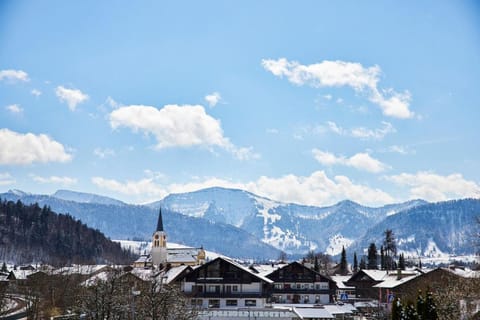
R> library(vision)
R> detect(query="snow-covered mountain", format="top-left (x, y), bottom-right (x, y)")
top-left (0, 189), bottom-right (282, 260)
top-left (52, 189), bottom-right (127, 206)
top-left (1, 187), bottom-right (477, 261)
top-left (349, 198), bottom-right (480, 259)
top-left (157, 187), bottom-right (427, 255)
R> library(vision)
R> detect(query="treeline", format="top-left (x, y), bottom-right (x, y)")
top-left (0, 198), bottom-right (136, 265)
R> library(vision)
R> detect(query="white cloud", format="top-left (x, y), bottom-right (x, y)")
top-left (92, 176), bottom-right (169, 200)
top-left (31, 89), bottom-right (42, 97)
top-left (92, 170), bottom-right (394, 206)
top-left (262, 58), bottom-right (414, 119)
top-left (204, 92), bottom-right (222, 107)
top-left (109, 104), bottom-right (257, 160)
top-left (386, 172), bottom-right (480, 202)
top-left (0, 128), bottom-right (72, 165)
top-left (350, 121), bottom-right (396, 139)
top-left (0, 172), bottom-right (16, 186)
top-left (55, 86), bottom-right (89, 111)
top-left (386, 145), bottom-right (414, 155)
top-left (31, 174), bottom-right (77, 186)
top-left (93, 148), bottom-right (116, 159)
top-left (5, 104), bottom-right (23, 114)
top-left (0, 69), bottom-right (29, 82)
top-left (325, 121), bottom-right (395, 140)
top-left (312, 149), bottom-right (389, 173)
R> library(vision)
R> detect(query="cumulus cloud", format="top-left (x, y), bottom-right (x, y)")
top-left (262, 58), bottom-right (414, 119)
top-left (204, 92), bottom-right (222, 107)
top-left (31, 89), bottom-right (42, 97)
top-left (92, 170), bottom-right (394, 206)
top-left (109, 104), bottom-right (258, 160)
top-left (93, 148), bottom-right (116, 159)
top-left (31, 175), bottom-right (77, 186)
top-left (0, 69), bottom-right (29, 82)
top-left (312, 149), bottom-right (389, 173)
top-left (0, 129), bottom-right (72, 165)
top-left (5, 104), bottom-right (23, 114)
top-left (55, 86), bottom-right (89, 111)
top-left (350, 121), bottom-right (396, 139)
top-left (386, 172), bottom-right (480, 202)
top-left (321, 121), bottom-right (396, 140)
top-left (0, 172), bottom-right (16, 186)
top-left (92, 176), bottom-right (169, 200)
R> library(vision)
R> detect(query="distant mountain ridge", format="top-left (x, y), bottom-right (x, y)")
top-left (1, 187), bottom-right (478, 261)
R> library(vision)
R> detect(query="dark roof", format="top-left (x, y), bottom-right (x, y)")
top-left (156, 207), bottom-right (164, 232)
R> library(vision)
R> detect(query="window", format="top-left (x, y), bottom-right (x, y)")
top-left (208, 285), bottom-right (220, 293)
top-left (232, 285), bottom-right (238, 292)
top-left (191, 299), bottom-right (203, 307)
top-left (274, 283), bottom-right (283, 289)
top-left (245, 300), bottom-right (257, 307)
top-left (208, 299), bottom-right (220, 308)
top-left (226, 300), bottom-right (238, 306)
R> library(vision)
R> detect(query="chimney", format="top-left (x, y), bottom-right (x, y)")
top-left (396, 268), bottom-right (402, 280)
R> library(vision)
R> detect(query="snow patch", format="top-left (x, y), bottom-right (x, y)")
top-left (325, 234), bottom-right (354, 256)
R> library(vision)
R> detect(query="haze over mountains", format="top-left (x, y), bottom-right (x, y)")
top-left (1, 187), bottom-right (479, 261)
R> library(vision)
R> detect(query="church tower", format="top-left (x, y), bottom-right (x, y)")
top-left (151, 207), bottom-right (168, 267)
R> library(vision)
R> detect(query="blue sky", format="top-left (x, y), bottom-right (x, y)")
top-left (1, 0), bottom-right (479, 206)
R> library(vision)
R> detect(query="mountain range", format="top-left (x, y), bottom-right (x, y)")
top-left (1, 187), bottom-right (479, 261)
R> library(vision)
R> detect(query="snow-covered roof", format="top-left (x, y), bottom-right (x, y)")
top-left (130, 268), bottom-right (155, 281)
top-left (81, 271), bottom-right (111, 287)
top-left (293, 306), bottom-right (334, 319)
top-left (359, 270), bottom-right (389, 281)
top-left (250, 263), bottom-right (287, 277)
top-left (373, 272), bottom-right (419, 289)
top-left (330, 275), bottom-right (355, 289)
top-left (156, 265), bottom-right (190, 284)
top-left (442, 267), bottom-right (480, 278)
top-left (210, 257), bottom-right (274, 284)
top-left (9, 270), bottom-right (35, 280)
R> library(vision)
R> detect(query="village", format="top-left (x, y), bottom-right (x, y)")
top-left (1, 209), bottom-right (479, 320)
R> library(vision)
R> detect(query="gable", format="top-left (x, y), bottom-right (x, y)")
top-left (181, 258), bottom-right (270, 283)
top-left (267, 262), bottom-right (332, 283)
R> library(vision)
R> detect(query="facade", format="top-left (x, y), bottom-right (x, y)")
top-left (265, 262), bottom-right (336, 304)
top-left (178, 257), bottom-right (273, 309)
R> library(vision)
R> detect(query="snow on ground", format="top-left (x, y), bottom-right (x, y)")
top-left (325, 234), bottom-right (354, 256)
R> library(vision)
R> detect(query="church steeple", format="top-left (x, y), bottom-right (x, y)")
top-left (156, 207), bottom-right (164, 232)
top-left (152, 207), bottom-right (167, 267)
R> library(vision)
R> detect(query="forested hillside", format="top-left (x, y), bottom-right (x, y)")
top-left (0, 199), bottom-right (135, 265)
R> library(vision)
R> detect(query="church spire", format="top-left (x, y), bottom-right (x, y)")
top-left (156, 207), bottom-right (164, 232)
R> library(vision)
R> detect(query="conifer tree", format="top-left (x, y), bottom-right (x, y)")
top-left (359, 257), bottom-right (366, 270)
top-left (353, 252), bottom-right (358, 272)
top-left (391, 297), bottom-right (403, 320)
top-left (416, 290), bottom-right (425, 320)
top-left (0, 263), bottom-right (7, 273)
top-left (367, 243), bottom-right (378, 269)
top-left (399, 253), bottom-right (406, 270)
top-left (340, 246), bottom-right (348, 275)
top-left (424, 291), bottom-right (438, 320)
top-left (314, 256), bottom-right (319, 272)
top-left (380, 245), bottom-right (386, 270)
top-left (383, 229), bottom-right (397, 270)
top-left (404, 302), bottom-right (419, 320)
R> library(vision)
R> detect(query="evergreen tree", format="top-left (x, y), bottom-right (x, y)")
top-left (359, 256), bottom-right (366, 270)
top-left (399, 253), bottom-right (406, 270)
top-left (383, 229), bottom-right (397, 270)
top-left (380, 245), bottom-right (386, 270)
top-left (404, 302), bottom-right (419, 320)
top-left (424, 291), bottom-right (438, 320)
top-left (0, 262), bottom-right (7, 273)
top-left (314, 256), bottom-right (319, 272)
top-left (353, 252), bottom-right (358, 272)
top-left (367, 243), bottom-right (378, 269)
top-left (416, 290), bottom-right (425, 320)
top-left (391, 297), bottom-right (403, 320)
top-left (340, 246), bottom-right (348, 275)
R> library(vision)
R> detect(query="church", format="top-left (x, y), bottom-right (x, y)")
top-left (133, 208), bottom-right (206, 269)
